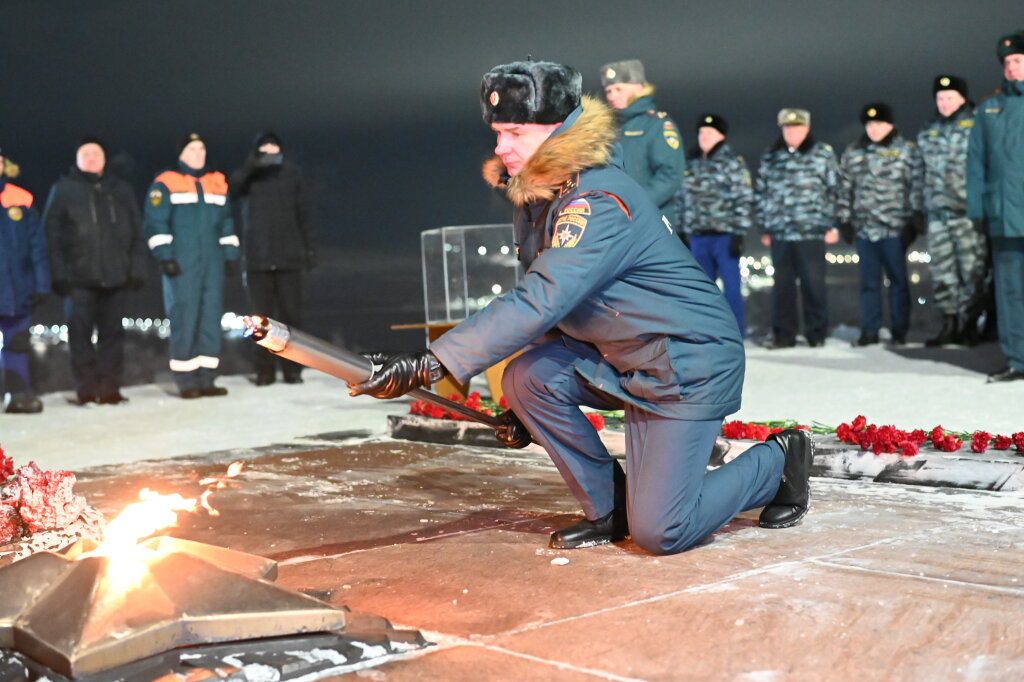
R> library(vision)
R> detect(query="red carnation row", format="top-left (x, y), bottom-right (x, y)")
top-left (721, 421), bottom-right (809, 442)
top-left (408, 393), bottom-right (605, 431)
top-left (837, 416), bottom-right (1024, 457)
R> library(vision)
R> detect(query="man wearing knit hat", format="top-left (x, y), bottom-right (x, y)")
top-left (42, 137), bottom-right (146, 405)
top-left (600, 59), bottom-right (685, 227)
top-left (350, 60), bottom-right (810, 555)
top-left (0, 143), bottom-right (49, 413)
top-left (968, 31), bottom-right (1024, 382)
top-left (230, 132), bottom-right (314, 386)
top-left (917, 75), bottom-right (987, 347)
top-left (838, 103), bottom-right (924, 347)
top-left (144, 133), bottom-right (239, 398)
top-left (755, 108), bottom-right (842, 348)
top-left (676, 113), bottom-right (753, 334)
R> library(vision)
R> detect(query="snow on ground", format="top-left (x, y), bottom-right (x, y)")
top-left (2, 339), bottom-right (1021, 472)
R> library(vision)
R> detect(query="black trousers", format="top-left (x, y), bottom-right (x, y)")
top-left (66, 286), bottom-right (127, 398)
top-left (770, 238), bottom-right (829, 344)
top-left (245, 269), bottom-right (304, 378)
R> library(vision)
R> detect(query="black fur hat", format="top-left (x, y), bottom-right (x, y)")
top-left (997, 31), bottom-right (1024, 61)
top-left (177, 132), bottom-right (204, 157)
top-left (481, 61), bottom-right (582, 125)
top-left (76, 135), bottom-right (106, 155)
top-left (860, 102), bottom-right (894, 125)
top-left (696, 113), bottom-right (728, 135)
top-left (933, 75), bottom-right (968, 98)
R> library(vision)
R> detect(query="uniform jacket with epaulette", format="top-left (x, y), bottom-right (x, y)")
top-left (430, 97), bottom-right (744, 420)
top-left (677, 142), bottom-right (753, 236)
top-left (968, 79), bottom-right (1024, 238)
top-left (614, 90), bottom-right (686, 226)
top-left (755, 136), bottom-right (841, 240)
top-left (838, 131), bottom-right (923, 241)
top-left (916, 103), bottom-right (974, 218)
top-left (0, 181), bottom-right (49, 316)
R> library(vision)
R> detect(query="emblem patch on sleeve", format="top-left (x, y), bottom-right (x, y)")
top-left (7, 206), bottom-right (23, 221)
top-left (552, 199), bottom-right (590, 248)
top-left (149, 189), bottom-right (163, 207)
top-left (663, 121), bottom-right (681, 150)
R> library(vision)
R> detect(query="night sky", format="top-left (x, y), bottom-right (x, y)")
top-left (2, 1), bottom-right (1020, 347)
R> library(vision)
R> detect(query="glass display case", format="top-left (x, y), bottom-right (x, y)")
top-left (420, 224), bottom-right (519, 324)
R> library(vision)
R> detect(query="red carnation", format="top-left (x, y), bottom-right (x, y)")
top-left (424, 404), bottom-right (446, 419)
top-left (930, 426), bottom-right (945, 446)
top-left (722, 421), bottom-right (746, 439)
top-left (1013, 433), bottom-right (1024, 452)
top-left (852, 415), bottom-right (867, 431)
top-left (409, 401), bottom-right (424, 415)
top-left (971, 431), bottom-right (992, 454)
top-left (498, 396), bottom-right (509, 409)
top-left (994, 435), bottom-right (1013, 450)
top-left (900, 441), bottom-right (919, 456)
top-left (746, 424), bottom-right (771, 441)
top-left (585, 413), bottom-right (605, 431)
top-left (909, 429), bottom-right (928, 445)
top-left (836, 423), bottom-right (853, 443)
top-left (940, 435), bottom-right (962, 452)
top-left (0, 450), bottom-right (13, 481)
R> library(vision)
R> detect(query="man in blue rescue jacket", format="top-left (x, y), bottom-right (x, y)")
top-left (351, 61), bottom-right (811, 555)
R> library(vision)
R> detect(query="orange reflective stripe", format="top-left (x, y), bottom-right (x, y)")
top-left (596, 191), bottom-right (630, 219)
top-left (154, 171), bottom-right (196, 193)
top-left (200, 172), bottom-right (228, 196)
top-left (0, 183), bottom-right (34, 209)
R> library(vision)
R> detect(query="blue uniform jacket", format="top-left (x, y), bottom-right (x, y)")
top-left (1, 181), bottom-right (50, 316)
top-left (967, 79), bottom-right (1024, 238)
top-left (431, 97), bottom-right (744, 420)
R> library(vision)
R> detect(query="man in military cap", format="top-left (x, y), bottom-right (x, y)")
top-left (755, 108), bottom-right (841, 348)
top-left (350, 60), bottom-right (811, 556)
top-left (676, 113), bottom-right (753, 334)
top-left (838, 103), bottom-right (923, 346)
top-left (600, 59), bottom-right (685, 226)
top-left (968, 31), bottom-right (1024, 382)
top-left (917, 75), bottom-right (987, 347)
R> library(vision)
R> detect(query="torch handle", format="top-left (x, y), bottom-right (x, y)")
top-left (243, 316), bottom-right (502, 427)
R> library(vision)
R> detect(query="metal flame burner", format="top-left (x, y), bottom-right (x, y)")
top-left (0, 538), bottom-right (350, 678)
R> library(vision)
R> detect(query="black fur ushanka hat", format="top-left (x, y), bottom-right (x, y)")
top-left (481, 60), bottom-right (582, 125)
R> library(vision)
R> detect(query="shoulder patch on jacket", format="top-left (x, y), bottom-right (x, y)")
top-left (959, 119), bottom-right (974, 127)
top-left (149, 188), bottom-right (163, 207)
top-left (662, 120), bottom-right (681, 149)
top-left (7, 206), bottom-right (23, 221)
top-left (553, 198), bottom-right (590, 248)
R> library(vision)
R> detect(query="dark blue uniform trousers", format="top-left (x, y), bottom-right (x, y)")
top-left (855, 236), bottom-right (910, 338)
top-left (770, 238), bottom-right (829, 345)
top-left (164, 259), bottom-right (225, 391)
top-left (690, 234), bottom-right (745, 335)
top-left (0, 313), bottom-right (32, 394)
top-left (992, 236), bottom-right (1024, 373)
top-left (502, 338), bottom-right (784, 555)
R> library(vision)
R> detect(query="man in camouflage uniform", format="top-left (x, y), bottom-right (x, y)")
top-left (755, 108), bottom-right (841, 348)
top-left (916, 75), bottom-right (986, 347)
top-left (676, 113), bottom-right (752, 334)
top-left (838, 103), bottom-right (924, 346)
top-left (601, 59), bottom-right (685, 226)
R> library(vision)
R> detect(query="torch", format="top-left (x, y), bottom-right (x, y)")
top-left (242, 315), bottom-right (504, 428)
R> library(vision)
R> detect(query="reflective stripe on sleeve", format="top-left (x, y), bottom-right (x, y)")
top-left (219, 235), bottom-right (240, 247)
top-left (148, 234), bottom-right (174, 250)
top-left (169, 192), bottom-right (199, 204)
top-left (204, 194), bottom-right (227, 206)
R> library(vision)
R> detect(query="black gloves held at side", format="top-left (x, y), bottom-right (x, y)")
top-left (901, 212), bottom-right (925, 250)
top-left (839, 222), bottom-right (856, 245)
top-left (225, 260), bottom-right (239, 277)
top-left (972, 218), bottom-right (987, 235)
top-left (729, 234), bottom-right (744, 259)
top-left (161, 260), bottom-right (182, 277)
top-left (349, 350), bottom-right (446, 399)
top-left (495, 410), bottom-right (532, 448)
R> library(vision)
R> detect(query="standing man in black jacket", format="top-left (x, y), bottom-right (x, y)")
top-left (43, 137), bottom-right (145, 405)
top-left (230, 132), bottom-right (314, 385)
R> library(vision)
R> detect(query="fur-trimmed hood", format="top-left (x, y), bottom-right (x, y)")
top-left (482, 95), bottom-right (617, 206)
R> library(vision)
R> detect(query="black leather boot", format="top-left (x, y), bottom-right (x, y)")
top-left (550, 460), bottom-right (629, 549)
top-left (759, 429), bottom-right (813, 529)
top-left (925, 315), bottom-right (959, 347)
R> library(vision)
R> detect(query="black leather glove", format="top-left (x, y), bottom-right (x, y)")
top-left (678, 231), bottom-right (690, 248)
top-left (349, 350), bottom-right (446, 399)
top-left (52, 279), bottom-right (71, 297)
top-left (901, 212), bottom-right (925, 249)
top-left (729, 234), bottom-right (744, 259)
top-left (127, 275), bottom-right (145, 291)
top-left (225, 260), bottom-right (239, 277)
top-left (839, 222), bottom-right (855, 245)
top-left (161, 259), bottom-right (182, 277)
top-left (30, 292), bottom-right (46, 309)
top-left (972, 218), bottom-right (987, 235)
top-left (495, 409), bottom-right (532, 448)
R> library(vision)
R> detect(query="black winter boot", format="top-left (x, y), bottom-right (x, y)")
top-left (925, 315), bottom-right (959, 347)
top-left (759, 429), bottom-right (813, 529)
top-left (550, 460), bottom-right (629, 549)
